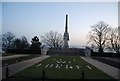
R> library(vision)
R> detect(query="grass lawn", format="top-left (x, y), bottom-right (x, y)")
top-left (2, 55), bottom-right (40, 66)
top-left (12, 56), bottom-right (113, 80)
top-left (1, 53), bottom-right (17, 56)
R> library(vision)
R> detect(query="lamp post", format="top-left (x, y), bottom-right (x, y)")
top-left (81, 69), bottom-right (84, 80)
top-left (42, 69), bottom-right (45, 81)
top-left (6, 65), bottom-right (9, 79)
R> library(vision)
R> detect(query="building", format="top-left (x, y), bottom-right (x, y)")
top-left (63, 14), bottom-right (69, 48)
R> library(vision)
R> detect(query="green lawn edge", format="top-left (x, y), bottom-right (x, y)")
top-left (12, 56), bottom-right (113, 80)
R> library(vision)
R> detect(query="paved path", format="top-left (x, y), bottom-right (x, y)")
top-left (2, 55), bottom-right (50, 79)
top-left (81, 57), bottom-right (120, 80)
top-left (2, 55), bottom-right (29, 60)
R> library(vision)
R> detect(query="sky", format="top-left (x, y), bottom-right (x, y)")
top-left (2, 2), bottom-right (118, 47)
top-left (118, 2), bottom-right (120, 26)
top-left (0, 2), bottom-right (2, 36)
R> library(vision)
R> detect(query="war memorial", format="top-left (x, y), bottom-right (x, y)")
top-left (47, 14), bottom-right (85, 56)
top-left (1, 14), bottom-right (119, 81)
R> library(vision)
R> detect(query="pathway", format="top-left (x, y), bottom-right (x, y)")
top-left (2, 55), bottom-right (50, 79)
top-left (81, 57), bottom-right (119, 80)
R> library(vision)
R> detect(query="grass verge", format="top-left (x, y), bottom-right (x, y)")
top-left (2, 55), bottom-right (40, 66)
top-left (12, 56), bottom-right (113, 80)
top-left (1, 53), bottom-right (17, 56)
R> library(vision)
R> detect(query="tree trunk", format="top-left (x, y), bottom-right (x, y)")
top-left (98, 46), bottom-right (103, 54)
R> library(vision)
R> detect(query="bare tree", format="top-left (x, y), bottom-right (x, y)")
top-left (0, 35), bottom-right (1, 47)
top-left (2, 32), bottom-right (15, 52)
top-left (12, 38), bottom-right (21, 49)
top-left (12, 36), bottom-right (29, 49)
top-left (21, 36), bottom-right (30, 49)
top-left (107, 28), bottom-right (120, 53)
top-left (88, 21), bottom-right (110, 53)
top-left (41, 31), bottom-right (63, 48)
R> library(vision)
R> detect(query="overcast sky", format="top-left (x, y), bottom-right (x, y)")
top-left (2, 2), bottom-right (118, 47)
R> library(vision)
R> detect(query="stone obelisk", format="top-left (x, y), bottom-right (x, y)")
top-left (63, 14), bottom-right (69, 48)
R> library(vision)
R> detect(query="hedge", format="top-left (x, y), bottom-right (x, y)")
top-left (7, 49), bottom-right (41, 54)
top-left (91, 52), bottom-right (120, 57)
